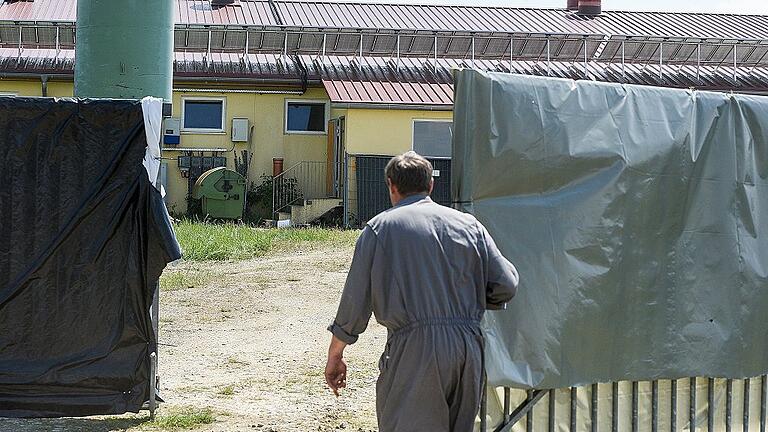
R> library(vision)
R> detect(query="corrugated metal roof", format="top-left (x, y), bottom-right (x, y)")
top-left (320, 55), bottom-right (768, 105)
top-left (0, 0), bottom-right (74, 22)
top-left (275, 2), bottom-right (768, 40)
top-left (318, 56), bottom-right (452, 106)
top-left (175, 0), bottom-right (279, 26)
top-left (2, 0), bottom-right (768, 41)
top-left (0, 47), bottom-right (73, 73)
top-left (4, 48), bottom-right (768, 102)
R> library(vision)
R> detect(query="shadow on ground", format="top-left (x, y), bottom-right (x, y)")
top-left (0, 414), bottom-right (149, 432)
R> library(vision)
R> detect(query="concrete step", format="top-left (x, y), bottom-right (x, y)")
top-left (290, 198), bottom-right (343, 225)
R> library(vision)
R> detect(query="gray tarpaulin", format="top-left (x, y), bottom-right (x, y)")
top-left (452, 70), bottom-right (768, 390)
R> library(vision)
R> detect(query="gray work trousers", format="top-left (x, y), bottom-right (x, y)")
top-left (376, 319), bottom-right (484, 432)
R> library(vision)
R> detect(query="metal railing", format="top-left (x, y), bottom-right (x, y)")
top-left (272, 160), bottom-right (340, 220)
top-left (486, 376), bottom-right (768, 432)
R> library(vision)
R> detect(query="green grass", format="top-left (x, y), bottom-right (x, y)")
top-left (148, 407), bottom-right (215, 429)
top-left (217, 385), bottom-right (235, 396)
top-left (173, 220), bottom-right (360, 262)
top-left (159, 268), bottom-right (213, 291)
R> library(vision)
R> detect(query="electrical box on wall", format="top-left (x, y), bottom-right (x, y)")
top-left (163, 118), bottom-right (181, 146)
top-left (231, 118), bottom-right (249, 142)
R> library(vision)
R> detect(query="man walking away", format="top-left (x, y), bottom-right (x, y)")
top-left (325, 151), bottom-right (519, 432)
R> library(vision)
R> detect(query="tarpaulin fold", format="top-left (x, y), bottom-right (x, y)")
top-left (0, 97), bottom-right (181, 417)
top-left (452, 70), bottom-right (768, 390)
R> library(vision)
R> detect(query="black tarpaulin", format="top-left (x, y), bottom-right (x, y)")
top-left (0, 97), bottom-right (181, 417)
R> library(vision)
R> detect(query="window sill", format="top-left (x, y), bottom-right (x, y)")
top-left (181, 130), bottom-right (227, 135)
top-left (284, 130), bottom-right (328, 136)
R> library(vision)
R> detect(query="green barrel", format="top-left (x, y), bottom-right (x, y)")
top-left (75, 0), bottom-right (173, 101)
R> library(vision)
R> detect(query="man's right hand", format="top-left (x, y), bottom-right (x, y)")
top-left (325, 354), bottom-right (347, 397)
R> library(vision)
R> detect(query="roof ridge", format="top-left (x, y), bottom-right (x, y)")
top-left (262, 0), bottom-right (768, 17)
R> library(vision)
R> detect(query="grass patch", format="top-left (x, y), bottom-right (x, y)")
top-left (217, 385), bottom-right (235, 396)
top-left (159, 268), bottom-right (213, 291)
top-left (173, 221), bottom-right (360, 262)
top-left (226, 356), bottom-right (249, 366)
top-left (148, 407), bottom-right (215, 429)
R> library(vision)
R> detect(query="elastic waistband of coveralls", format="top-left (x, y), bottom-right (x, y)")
top-left (388, 318), bottom-right (482, 339)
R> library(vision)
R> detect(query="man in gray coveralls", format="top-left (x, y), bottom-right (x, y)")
top-left (325, 151), bottom-right (519, 431)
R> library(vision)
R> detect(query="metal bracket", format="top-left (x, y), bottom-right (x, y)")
top-left (494, 389), bottom-right (547, 432)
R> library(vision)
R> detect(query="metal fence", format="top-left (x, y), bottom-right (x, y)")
top-left (345, 154), bottom-right (452, 227)
top-left (272, 160), bottom-right (340, 219)
top-left (486, 376), bottom-right (768, 432)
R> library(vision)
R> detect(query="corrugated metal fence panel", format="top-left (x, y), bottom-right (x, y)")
top-left (488, 377), bottom-right (768, 432)
top-left (354, 155), bottom-right (452, 226)
top-left (355, 156), bottom-right (389, 225)
top-left (430, 158), bottom-right (452, 207)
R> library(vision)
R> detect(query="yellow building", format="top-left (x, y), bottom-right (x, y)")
top-left (2, 0), bottom-right (768, 225)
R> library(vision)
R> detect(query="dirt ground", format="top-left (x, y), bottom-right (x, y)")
top-left (1, 243), bottom-right (387, 432)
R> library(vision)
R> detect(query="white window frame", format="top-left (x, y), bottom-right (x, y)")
top-left (181, 96), bottom-right (227, 134)
top-left (412, 118), bottom-right (453, 159)
top-left (284, 99), bottom-right (330, 135)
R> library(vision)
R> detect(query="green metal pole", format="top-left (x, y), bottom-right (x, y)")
top-left (75, 0), bottom-right (173, 101)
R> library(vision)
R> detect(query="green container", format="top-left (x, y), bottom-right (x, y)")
top-left (75, 0), bottom-right (173, 101)
top-left (192, 167), bottom-right (247, 220)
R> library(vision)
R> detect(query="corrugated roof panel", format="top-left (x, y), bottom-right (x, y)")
top-left (3, 0), bottom-right (768, 42)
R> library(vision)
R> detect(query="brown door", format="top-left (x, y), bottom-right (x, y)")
top-left (326, 117), bottom-right (345, 198)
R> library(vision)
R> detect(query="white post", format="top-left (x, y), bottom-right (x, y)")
top-left (322, 33), bottom-right (326, 62)
top-left (621, 40), bottom-right (626, 81)
top-left (546, 37), bottom-right (551, 76)
top-left (471, 35), bottom-right (475, 68)
top-left (509, 36), bottom-right (513, 73)
top-left (434, 35), bottom-right (438, 73)
top-left (584, 38), bottom-right (588, 78)
top-left (697, 42), bottom-right (701, 83)
top-left (396, 34), bottom-right (401, 72)
top-left (207, 29), bottom-right (212, 60)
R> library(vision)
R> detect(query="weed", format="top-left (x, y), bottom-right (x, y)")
top-left (226, 356), bottom-right (249, 366)
top-left (217, 385), bottom-right (235, 396)
top-left (160, 268), bottom-right (213, 291)
top-left (148, 407), bottom-right (215, 429)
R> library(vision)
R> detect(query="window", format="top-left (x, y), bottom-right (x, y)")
top-left (182, 98), bottom-right (225, 132)
top-left (413, 120), bottom-right (452, 158)
top-left (285, 100), bottom-right (328, 134)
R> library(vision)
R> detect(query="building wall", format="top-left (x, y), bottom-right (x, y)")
top-left (0, 78), bottom-right (455, 218)
top-left (336, 108), bottom-right (454, 224)
top-left (0, 78), bottom-right (331, 215)
top-left (341, 108), bottom-right (453, 156)
top-left (166, 87), bottom-right (329, 214)
top-left (0, 79), bottom-right (74, 97)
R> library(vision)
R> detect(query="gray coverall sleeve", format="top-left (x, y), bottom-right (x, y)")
top-left (480, 223), bottom-right (519, 310)
top-left (327, 225), bottom-right (377, 344)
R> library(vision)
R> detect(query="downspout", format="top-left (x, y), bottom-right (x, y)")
top-left (40, 75), bottom-right (48, 97)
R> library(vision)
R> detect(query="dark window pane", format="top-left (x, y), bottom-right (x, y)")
top-left (287, 103), bottom-right (326, 132)
top-left (413, 121), bottom-right (452, 158)
top-left (184, 100), bottom-right (223, 130)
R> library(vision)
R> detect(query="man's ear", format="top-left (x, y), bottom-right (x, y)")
top-left (387, 178), bottom-right (397, 194)
top-left (428, 178), bottom-right (434, 194)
